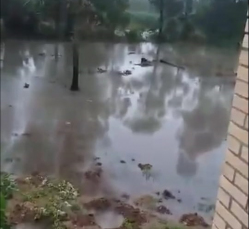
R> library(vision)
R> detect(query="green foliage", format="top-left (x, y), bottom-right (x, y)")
top-left (1, 0), bottom-right (247, 45)
top-left (149, 0), bottom-right (184, 19)
top-left (127, 11), bottom-right (158, 30)
top-left (0, 173), bottom-right (17, 200)
top-left (193, 0), bottom-right (247, 45)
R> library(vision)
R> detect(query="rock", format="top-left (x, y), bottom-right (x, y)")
top-left (24, 83), bottom-right (29, 88)
top-left (162, 190), bottom-right (175, 200)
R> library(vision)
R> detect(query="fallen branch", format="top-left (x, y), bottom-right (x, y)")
top-left (159, 59), bottom-right (185, 69)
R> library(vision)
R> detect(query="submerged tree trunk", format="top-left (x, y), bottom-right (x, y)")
top-left (158, 0), bottom-right (164, 41)
top-left (70, 36), bottom-right (80, 91)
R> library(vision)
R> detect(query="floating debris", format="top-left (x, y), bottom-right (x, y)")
top-left (24, 83), bottom-right (29, 88)
top-left (138, 163), bottom-right (152, 171)
top-left (117, 70), bottom-right (132, 76)
top-left (97, 67), bottom-right (107, 73)
top-left (135, 58), bottom-right (153, 67)
top-left (162, 190), bottom-right (175, 200)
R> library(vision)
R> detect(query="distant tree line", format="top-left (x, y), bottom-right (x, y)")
top-left (0, 0), bottom-right (247, 46)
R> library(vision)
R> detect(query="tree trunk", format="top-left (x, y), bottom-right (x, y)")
top-left (70, 38), bottom-right (80, 91)
top-left (54, 5), bottom-right (60, 60)
top-left (158, 0), bottom-right (164, 41)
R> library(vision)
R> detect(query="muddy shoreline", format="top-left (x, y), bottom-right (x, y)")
top-left (3, 173), bottom-right (210, 229)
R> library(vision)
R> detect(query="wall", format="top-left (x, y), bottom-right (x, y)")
top-left (212, 17), bottom-right (248, 229)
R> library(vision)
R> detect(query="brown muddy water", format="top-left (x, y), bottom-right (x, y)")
top-left (1, 41), bottom-right (238, 225)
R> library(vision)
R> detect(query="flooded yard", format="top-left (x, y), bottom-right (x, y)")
top-left (0, 41), bottom-right (237, 226)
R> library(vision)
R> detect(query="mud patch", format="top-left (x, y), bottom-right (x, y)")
top-left (180, 213), bottom-right (209, 227)
top-left (115, 202), bottom-right (147, 226)
top-left (84, 198), bottom-right (112, 211)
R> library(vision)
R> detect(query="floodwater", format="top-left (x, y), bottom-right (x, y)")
top-left (1, 41), bottom-right (238, 224)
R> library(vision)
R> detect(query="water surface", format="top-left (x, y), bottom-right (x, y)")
top-left (0, 41), bottom-right (237, 223)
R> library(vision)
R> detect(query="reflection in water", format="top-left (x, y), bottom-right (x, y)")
top-left (1, 41), bottom-right (236, 223)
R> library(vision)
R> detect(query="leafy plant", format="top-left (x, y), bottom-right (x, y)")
top-left (0, 172), bottom-right (17, 199)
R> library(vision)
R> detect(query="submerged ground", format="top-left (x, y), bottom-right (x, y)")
top-left (0, 41), bottom-right (238, 227)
